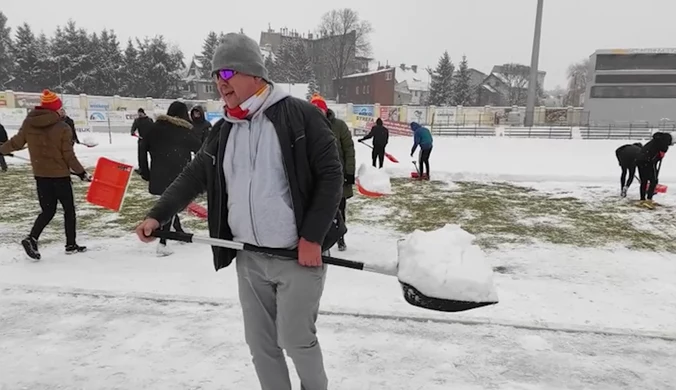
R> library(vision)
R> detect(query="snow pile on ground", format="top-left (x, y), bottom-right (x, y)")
top-left (396, 224), bottom-right (499, 303)
top-left (356, 163), bottom-right (393, 195)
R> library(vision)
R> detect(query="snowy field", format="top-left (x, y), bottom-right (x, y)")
top-left (1, 131), bottom-right (676, 389)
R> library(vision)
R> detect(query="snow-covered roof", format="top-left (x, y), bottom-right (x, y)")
top-left (340, 68), bottom-right (390, 80)
top-left (395, 68), bottom-right (429, 91)
top-left (482, 84), bottom-right (498, 93)
top-left (275, 83), bottom-right (309, 99)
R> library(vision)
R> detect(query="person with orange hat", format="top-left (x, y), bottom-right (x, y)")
top-left (310, 93), bottom-right (355, 251)
top-left (0, 89), bottom-right (91, 260)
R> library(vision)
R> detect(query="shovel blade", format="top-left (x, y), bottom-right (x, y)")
top-left (400, 282), bottom-right (498, 313)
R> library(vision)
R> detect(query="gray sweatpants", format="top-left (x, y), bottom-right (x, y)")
top-left (236, 250), bottom-right (328, 390)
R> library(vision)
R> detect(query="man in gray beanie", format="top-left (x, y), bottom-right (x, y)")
top-left (136, 32), bottom-right (345, 390)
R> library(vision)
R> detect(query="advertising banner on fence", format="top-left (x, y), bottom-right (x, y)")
top-left (88, 111), bottom-right (108, 122)
top-left (432, 107), bottom-right (457, 125)
top-left (0, 92), bottom-right (7, 107)
top-left (88, 97), bottom-right (112, 110)
top-left (0, 108), bottom-right (28, 126)
top-left (406, 106), bottom-right (428, 124)
top-left (352, 105), bottom-right (375, 117)
top-left (365, 119), bottom-right (411, 136)
top-left (327, 104), bottom-right (347, 120)
top-left (14, 93), bottom-right (42, 108)
top-left (380, 106), bottom-right (402, 122)
top-left (206, 112), bottom-right (223, 123)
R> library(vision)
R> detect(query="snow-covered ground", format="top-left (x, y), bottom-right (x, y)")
top-left (1, 131), bottom-right (676, 389)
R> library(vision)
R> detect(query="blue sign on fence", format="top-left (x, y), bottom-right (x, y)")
top-left (206, 112), bottom-right (223, 122)
top-left (352, 105), bottom-right (374, 117)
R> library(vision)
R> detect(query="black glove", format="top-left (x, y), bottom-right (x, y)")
top-left (344, 174), bottom-right (355, 185)
top-left (358, 138), bottom-right (364, 143)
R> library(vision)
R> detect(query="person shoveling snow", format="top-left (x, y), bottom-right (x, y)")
top-left (397, 224), bottom-right (499, 306)
top-left (356, 163), bottom-right (393, 197)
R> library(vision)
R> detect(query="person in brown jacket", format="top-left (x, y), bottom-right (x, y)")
top-left (0, 90), bottom-right (91, 260)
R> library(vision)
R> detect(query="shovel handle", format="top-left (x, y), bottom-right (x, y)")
top-left (150, 230), bottom-right (369, 271)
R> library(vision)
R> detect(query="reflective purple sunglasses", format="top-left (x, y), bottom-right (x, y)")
top-left (214, 69), bottom-right (237, 81)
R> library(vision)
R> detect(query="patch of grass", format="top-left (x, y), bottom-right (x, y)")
top-left (348, 178), bottom-right (676, 252)
top-left (0, 166), bottom-right (207, 245)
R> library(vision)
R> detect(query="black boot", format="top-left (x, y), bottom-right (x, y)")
top-left (65, 244), bottom-right (87, 254)
top-left (337, 237), bottom-right (346, 251)
top-left (21, 236), bottom-right (41, 260)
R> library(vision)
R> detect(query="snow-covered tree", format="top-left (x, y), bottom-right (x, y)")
top-left (564, 58), bottom-right (589, 106)
top-left (451, 55), bottom-right (471, 106)
top-left (0, 12), bottom-right (14, 89)
top-left (306, 72), bottom-right (319, 99)
top-left (275, 39), bottom-right (313, 83)
top-left (11, 23), bottom-right (39, 92)
top-left (427, 51), bottom-right (454, 106)
top-left (199, 31), bottom-right (219, 79)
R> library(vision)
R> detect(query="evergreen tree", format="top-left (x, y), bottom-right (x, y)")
top-left (451, 55), bottom-right (471, 106)
top-left (50, 20), bottom-right (95, 93)
top-left (92, 29), bottom-right (124, 95)
top-left (136, 36), bottom-right (185, 98)
top-left (0, 12), bottom-right (13, 89)
top-left (306, 71), bottom-right (319, 99)
top-left (264, 55), bottom-right (280, 82)
top-left (427, 51), bottom-right (454, 106)
top-left (199, 31), bottom-right (219, 79)
top-left (120, 39), bottom-right (141, 97)
top-left (11, 23), bottom-right (39, 92)
top-left (275, 40), bottom-right (313, 83)
top-left (34, 33), bottom-right (56, 90)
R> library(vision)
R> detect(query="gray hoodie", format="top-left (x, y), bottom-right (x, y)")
top-left (221, 84), bottom-right (298, 249)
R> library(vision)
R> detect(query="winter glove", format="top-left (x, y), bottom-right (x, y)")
top-left (344, 174), bottom-right (355, 185)
top-left (76, 171), bottom-right (92, 182)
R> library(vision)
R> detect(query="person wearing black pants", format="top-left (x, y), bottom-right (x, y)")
top-left (410, 122), bottom-right (434, 180)
top-left (130, 108), bottom-right (154, 174)
top-left (0, 121), bottom-right (7, 172)
top-left (359, 118), bottom-right (389, 169)
top-left (139, 101), bottom-right (201, 256)
top-left (615, 142), bottom-right (642, 197)
top-left (419, 146), bottom-right (433, 179)
top-left (0, 89), bottom-right (91, 260)
top-left (635, 131), bottom-right (674, 208)
top-left (31, 177), bottom-right (77, 246)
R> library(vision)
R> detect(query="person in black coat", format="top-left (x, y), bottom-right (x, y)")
top-left (189, 105), bottom-right (211, 146)
top-left (358, 118), bottom-right (389, 168)
top-left (0, 122), bottom-right (7, 171)
top-left (615, 142), bottom-right (642, 197)
top-left (635, 131), bottom-right (674, 205)
top-left (139, 101), bottom-right (201, 252)
top-left (58, 109), bottom-right (80, 145)
top-left (130, 108), bottom-right (154, 172)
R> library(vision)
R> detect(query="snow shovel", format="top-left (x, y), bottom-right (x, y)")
top-left (149, 230), bottom-right (497, 313)
top-left (410, 160), bottom-right (420, 179)
top-left (358, 140), bottom-right (399, 163)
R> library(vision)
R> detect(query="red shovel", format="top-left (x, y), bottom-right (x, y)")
top-left (358, 140), bottom-right (399, 163)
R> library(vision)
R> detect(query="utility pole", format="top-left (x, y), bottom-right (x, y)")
top-left (524, 0), bottom-right (544, 127)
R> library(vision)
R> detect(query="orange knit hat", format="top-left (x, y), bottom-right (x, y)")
top-left (38, 89), bottom-right (63, 111)
top-left (310, 93), bottom-right (328, 113)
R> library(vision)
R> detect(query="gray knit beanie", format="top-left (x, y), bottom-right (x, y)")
top-left (211, 33), bottom-right (269, 81)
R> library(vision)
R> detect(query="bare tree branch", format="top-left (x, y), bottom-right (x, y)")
top-left (317, 8), bottom-right (372, 82)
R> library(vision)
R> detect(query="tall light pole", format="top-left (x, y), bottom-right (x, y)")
top-left (524, 0), bottom-right (544, 127)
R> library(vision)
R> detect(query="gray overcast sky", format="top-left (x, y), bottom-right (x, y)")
top-left (3, 0), bottom-right (675, 90)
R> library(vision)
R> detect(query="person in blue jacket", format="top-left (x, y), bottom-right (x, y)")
top-left (410, 122), bottom-right (433, 180)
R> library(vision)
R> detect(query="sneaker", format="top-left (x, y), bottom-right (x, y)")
top-left (620, 186), bottom-right (628, 198)
top-left (337, 237), bottom-right (346, 252)
top-left (157, 242), bottom-right (173, 257)
top-left (65, 244), bottom-right (87, 255)
top-left (21, 236), bottom-right (40, 260)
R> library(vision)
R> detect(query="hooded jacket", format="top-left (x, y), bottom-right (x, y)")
top-left (0, 108), bottom-right (85, 178)
top-left (190, 105), bottom-right (211, 145)
top-left (139, 114), bottom-right (202, 195)
top-left (146, 85), bottom-right (344, 270)
top-left (636, 132), bottom-right (672, 165)
top-left (615, 143), bottom-right (642, 167)
top-left (410, 122), bottom-right (433, 155)
top-left (328, 109), bottom-right (356, 198)
top-left (362, 118), bottom-right (389, 148)
top-left (0, 122), bottom-right (7, 143)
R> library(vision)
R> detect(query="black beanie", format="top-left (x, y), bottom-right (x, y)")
top-left (166, 101), bottom-right (191, 122)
